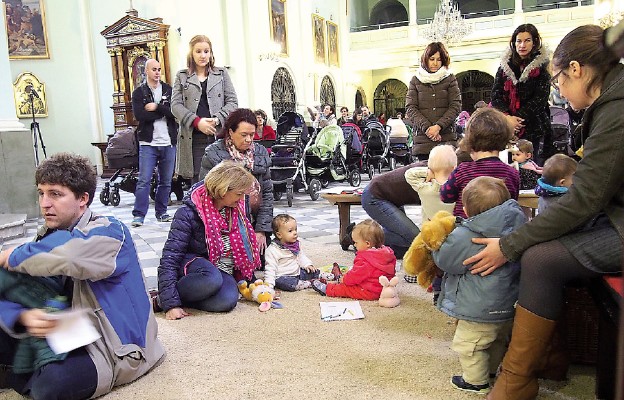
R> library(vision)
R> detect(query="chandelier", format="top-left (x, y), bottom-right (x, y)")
top-left (423, 0), bottom-right (472, 44)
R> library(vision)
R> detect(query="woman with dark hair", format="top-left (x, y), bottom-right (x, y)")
top-left (467, 25), bottom-right (623, 399)
top-left (253, 109), bottom-right (276, 141)
top-left (199, 108), bottom-right (273, 253)
top-left (157, 161), bottom-right (261, 319)
top-left (406, 42), bottom-right (462, 160)
top-left (491, 24), bottom-right (554, 164)
top-left (172, 34), bottom-right (238, 183)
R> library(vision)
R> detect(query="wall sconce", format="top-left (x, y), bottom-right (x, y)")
top-left (258, 42), bottom-right (282, 62)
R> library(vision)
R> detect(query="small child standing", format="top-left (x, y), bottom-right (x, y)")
top-left (441, 107), bottom-right (520, 219)
top-left (512, 139), bottom-right (543, 190)
top-left (264, 214), bottom-right (333, 291)
top-left (434, 176), bottom-right (527, 394)
top-left (535, 153), bottom-right (578, 213)
top-left (312, 219), bottom-right (396, 300)
top-left (404, 144), bottom-right (457, 288)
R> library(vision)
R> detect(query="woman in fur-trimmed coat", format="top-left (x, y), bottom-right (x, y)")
top-left (406, 42), bottom-right (462, 159)
top-left (491, 24), bottom-right (554, 163)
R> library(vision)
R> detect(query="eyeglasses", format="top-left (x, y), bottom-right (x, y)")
top-left (550, 69), bottom-right (565, 91)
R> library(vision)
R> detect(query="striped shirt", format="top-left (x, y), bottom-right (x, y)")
top-left (216, 209), bottom-right (235, 275)
top-left (440, 157), bottom-right (520, 218)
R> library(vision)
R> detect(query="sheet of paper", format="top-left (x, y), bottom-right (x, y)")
top-left (44, 308), bottom-right (101, 354)
top-left (318, 186), bottom-right (360, 194)
top-left (319, 301), bottom-right (365, 321)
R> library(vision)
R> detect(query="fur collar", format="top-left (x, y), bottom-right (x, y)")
top-left (499, 45), bottom-right (551, 85)
top-left (415, 66), bottom-right (452, 84)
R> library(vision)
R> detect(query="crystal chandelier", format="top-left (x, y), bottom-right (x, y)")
top-left (423, 0), bottom-right (472, 44)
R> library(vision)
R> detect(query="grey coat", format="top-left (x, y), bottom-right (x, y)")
top-left (171, 68), bottom-right (238, 179)
top-left (405, 73), bottom-right (462, 156)
top-left (199, 140), bottom-right (273, 233)
top-left (433, 200), bottom-right (527, 323)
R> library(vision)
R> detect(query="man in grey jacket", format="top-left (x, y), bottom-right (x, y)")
top-left (0, 153), bottom-right (165, 399)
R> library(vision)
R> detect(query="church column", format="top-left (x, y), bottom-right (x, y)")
top-left (409, 0), bottom-right (417, 26)
top-left (155, 41), bottom-right (167, 83)
top-left (107, 48), bottom-right (120, 93)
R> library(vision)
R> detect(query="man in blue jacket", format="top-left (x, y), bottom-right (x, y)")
top-left (131, 58), bottom-right (178, 227)
top-left (0, 153), bottom-right (165, 399)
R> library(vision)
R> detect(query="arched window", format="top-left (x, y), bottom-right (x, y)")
top-left (370, 0), bottom-right (408, 28)
top-left (271, 67), bottom-right (297, 120)
top-left (319, 75), bottom-right (335, 110)
top-left (373, 79), bottom-right (408, 118)
top-left (455, 70), bottom-right (494, 112)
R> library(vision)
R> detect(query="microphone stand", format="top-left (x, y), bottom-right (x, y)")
top-left (29, 91), bottom-right (46, 166)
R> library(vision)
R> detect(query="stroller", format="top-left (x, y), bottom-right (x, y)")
top-left (549, 105), bottom-right (573, 156)
top-left (100, 127), bottom-right (187, 207)
top-left (362, 119), bottom-right (391, 179)
top-left (270, 112), bottom-right (311, 207)
top-left (304, 124), bottom-right (362, 200)
top-left (385, 118), bottom-right (412, 170)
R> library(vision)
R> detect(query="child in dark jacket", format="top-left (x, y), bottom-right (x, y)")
top-left (535, 153), bottom-right (578, 213)
top-left (512, 139), bottom-right (543, 190)
top-left (312, 220), bottom-right (396, 300)
top-left (434, 176), bottom-right (527, 394)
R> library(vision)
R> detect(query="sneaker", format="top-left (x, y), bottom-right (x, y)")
top-left (311, 279), bottom-right (327, 296)
top-left (156, 214), bottom-right (173, 222)
top-left (340, 222), bottom-right (355, 250)
top-left (149, 289), bottom-right (162, 313)
top-left (131, 217), bottom-right (144, 227)
top-left (450, 376), bottom-right (490, 394)
top-left (404, 275), bottom-right (418, 284)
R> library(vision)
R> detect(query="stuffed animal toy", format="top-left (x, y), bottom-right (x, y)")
top-left (378, 276), bottom-right (400, 308)
top-left (402, 210), bottom-right (457, 288)
top-left (238, 280), bottom-right (282, 312)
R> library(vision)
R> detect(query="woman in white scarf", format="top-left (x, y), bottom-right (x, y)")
top-left (405, 42), bottom-right (462, 159)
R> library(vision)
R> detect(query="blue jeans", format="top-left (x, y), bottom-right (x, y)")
top-left (0, 329), bottom-right (97, 400)
top-left (275, 269), bottom-right (320, 291)
top-left (132, 145), bottom-right (176, 219)
top-left (361, 187), bottom-right (420, 258)
top-left (176, 255), bottom-right (239, 312)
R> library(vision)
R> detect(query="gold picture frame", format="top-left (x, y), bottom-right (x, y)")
top-left (269, 0), bottom-right (288, 56)
top-left (326, 21), bottom-right (339, 67)
top-left (4, 0), bottom-right (50, 59)
top-left (13, 72), bottom-right (48, 118)
top-left (312, 14), bottom-right (326, 64)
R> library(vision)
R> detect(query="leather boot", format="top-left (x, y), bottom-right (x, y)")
top-left (536, 318), bottom-right (570, 381)
top-left (487, 305), bottom-right (557, 400)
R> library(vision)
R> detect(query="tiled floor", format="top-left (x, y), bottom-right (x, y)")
top-left (2, 176), bottom-right (422, 290)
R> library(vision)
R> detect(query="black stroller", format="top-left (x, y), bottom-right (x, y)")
top-left (361, 120), bottom-right (390, 179)
top-left (270, 112), bottom-right (312, 206)
top-left (549, 105), bottom-right (574, 156)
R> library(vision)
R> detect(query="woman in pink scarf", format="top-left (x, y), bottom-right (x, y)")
top-left (157, 160), bottom-right (261, 320)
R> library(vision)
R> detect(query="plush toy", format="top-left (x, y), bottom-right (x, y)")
top-left (238, 280), bottom-right (282, 312)
top-left (402, 210), bottom-right (457, 288)
top-left (378, 276), bottom-right (400, 308)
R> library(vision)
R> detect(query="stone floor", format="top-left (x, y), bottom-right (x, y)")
top-left (1, 176), bottom-right (422, 291)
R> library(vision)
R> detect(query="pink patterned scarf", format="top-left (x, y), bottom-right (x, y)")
top-left (191, 184), bottom-right (260, 281)
top-left (225, 137), bottom-right (255, 170)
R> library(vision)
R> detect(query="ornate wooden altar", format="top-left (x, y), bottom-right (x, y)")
top-left (100, 8), bottom-right (170, 132)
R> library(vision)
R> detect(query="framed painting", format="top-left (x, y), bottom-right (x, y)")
top-left (4, 0), bottom-right (50, 59)
top-left (312, 14), bottom-right (325, 64)
top-left (13, 72), bottom-right (47, 118)
top-left (326, 21), bottom-right (339, 67)
top-left (269, 0), bottom-right (288, 56)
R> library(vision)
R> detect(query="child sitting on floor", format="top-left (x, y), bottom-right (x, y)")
top-left (264, 214), bottom-right (335, 291)
top-left (403, 144), bottom-right (457, 286)
top-left (512, 139), bottom-right (543, 190)
top-left (535, 153), bottom-right (578, 213)
top-left (312, 219), bottom-right (396, 300)
top-left (434, 176), bottom-right (527, 394)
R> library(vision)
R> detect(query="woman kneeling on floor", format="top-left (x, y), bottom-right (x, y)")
top-left (156, 160), bottom-right (261, 320)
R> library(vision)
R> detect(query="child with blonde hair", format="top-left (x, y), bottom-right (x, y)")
top-left (535, 154), bottom-right (578, 213)
top-left (264, 214), bottom-right (334, 291)
top-left (312, 220), bottom-right (396, 300)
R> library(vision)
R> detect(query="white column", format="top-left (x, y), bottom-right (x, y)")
top-left (409, 0), bottom-right (417, 26)
top-left (515, 0), bottom-right (523, 14)
top-left (0, 3), bottom-right (26, 132)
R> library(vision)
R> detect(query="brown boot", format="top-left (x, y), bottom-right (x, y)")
top-left (536, 319), bottom-right (570, 381)
top-left (487, 305), bottom-right (557, 400)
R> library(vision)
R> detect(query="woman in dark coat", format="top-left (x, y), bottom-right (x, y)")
top-left (491, 24), bottom-right (554, 164)
top-left (199, 108), bottom-right (273, 252)
top-left (157, 161), bottom-right (261, 319)
top-left (406, 42), bottom-right (462, 159)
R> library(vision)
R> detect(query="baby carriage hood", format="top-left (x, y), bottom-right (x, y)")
top-left (308, 125), bottom-right (346, 159)
top-left (386, 118), bottom-right (409, 139)
top-left (105, 127), bottom-right (138, 169)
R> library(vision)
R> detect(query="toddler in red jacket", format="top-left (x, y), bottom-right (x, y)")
top-left (312, 219), bottom-right (397, 300)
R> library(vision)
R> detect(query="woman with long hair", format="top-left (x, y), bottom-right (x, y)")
top-left (171, 34), bottom-right (238, 183)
